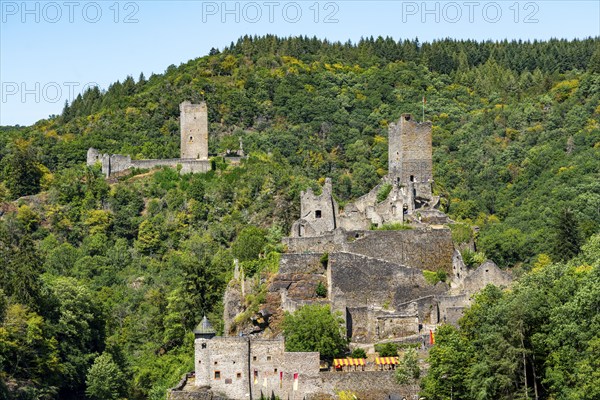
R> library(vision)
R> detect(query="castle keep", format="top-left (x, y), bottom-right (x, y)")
top-left (180, 101), bottom-right (209, 160)
top-left (87, 101), bottom-right (211, 177)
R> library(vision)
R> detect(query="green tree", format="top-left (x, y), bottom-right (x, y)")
top-left (421, 325), bottom-right (471, 400)
top-left (282, 304), bottom-right (348, 360)
top-left (0, 139), bottom-right (43, 199)
top-left (395, 348), bottom-right (420, 384)
top-left (135, 219), bottom-right (162, 255)
top-left (85, 353), bottom-right (126, 400)
top-left (231, 225), bottom-right (267, 262)
top-left (551, 208), bottom-right (582, 262)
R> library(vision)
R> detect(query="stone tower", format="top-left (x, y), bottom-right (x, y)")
top-left (292, 178), bottom-right (338, 237)
top-left (180, 101), bottom-right (208, 160)
top-left (194, 316), bottom-right (216, 387)
top-left (388, 114), bottom-right (433, 200)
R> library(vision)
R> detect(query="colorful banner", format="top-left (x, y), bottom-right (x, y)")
top-left (293, 373), bottom-right (298, 391)
top-left (253, 370), bottom-right (258, 384)
top-left (429, 329), bottom-right (435, 345)
top-left (279, 371), bottom-right (283, 389)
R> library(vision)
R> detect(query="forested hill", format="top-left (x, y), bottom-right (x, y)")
top-left (1, 36), bottom-right (599, 399)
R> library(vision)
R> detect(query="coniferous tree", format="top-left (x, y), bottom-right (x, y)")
top-left (551, 208), bottom-right (582, 262)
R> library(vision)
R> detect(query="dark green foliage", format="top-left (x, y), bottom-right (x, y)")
top-left (350, 348), bottom-right (367, 359)
top-left (315, 281), bottom-right (327, 298)
top-left (449, 223), bottom-right (473, 245)
top-left (550, 208), bottom-right (582, 261)
top-left (0, 140), bottom-right (43, 199)
top-left (283, 304), bottom-right (348, 360)
top-left (478, 224), bottom-right (529, 268)
top-left (375, 342), bottom-right (398, 357)
top-left (231, 225), bottom-right (267, 262)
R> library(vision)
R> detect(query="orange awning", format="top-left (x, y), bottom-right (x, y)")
top-left (375, 357), bottom-right (399, 365)
top-left (333, 358), bottom-right (366, 366)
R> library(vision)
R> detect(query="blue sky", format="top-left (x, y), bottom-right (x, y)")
top-left (1, 0), bottom-right (599, 126)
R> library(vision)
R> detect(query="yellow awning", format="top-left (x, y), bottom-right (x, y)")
top-left (333, 358), bottom-right (366, 366)
top-left (375, 357), bottom-right (399, 365)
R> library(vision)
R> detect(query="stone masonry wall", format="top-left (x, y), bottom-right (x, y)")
top-left (345, 228), bottom-right (453, 273)
top-left (329, 252), bottom-right (448, 310)
top-left (131, 159), bottom-right (211, 174)
top-left (278, 253), bottom-right (326, 275)
top-left (462, 260), bottom-right (512, 294)
top-left (283, 228), bottom-right (453, 273)
top-left (171, 371), bottom-right (416, 400)
top-left (388, 114), bottom-right (433, 200)
top-left (180, 101), bottom-right (209, 160)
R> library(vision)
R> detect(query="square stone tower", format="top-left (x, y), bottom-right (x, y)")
top-left (388, 114), bottom-right (433, 199)
top-left (180, 101), bottom-right (208, 160)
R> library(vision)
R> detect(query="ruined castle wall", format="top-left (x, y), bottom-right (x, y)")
top-left (283, 231), bottom-right (341, 254)
top-left (130, 159), bottom-right (211, 174)
top-left (180, 102), bottom-right (208, 160)
top-left (344, 228), bottom-right (454, 273)
top-left (195, 336), bottom-right (321, 400)
top-left (311, 371), bottom-right (417, 400)
top-left (294, 179), bottom-right (338, 237)
top-left (87, 148), bottom-right (101, 165)
top-left (378, 315), bottom-right (420, 340)
top-left (284, 228), bottom-right (453, 273)
top-left (278, 253), bottom-right (326, 275)
top-left (462, 261), bottom-right (512, 295)
top-left (395, 295), bottom-right (438, 325)
top-left (436, 294), bottom-right (469, 325)
top-left (108, 154), bottom-right (132, 175)
top-left (338, 182), bottom-right (407, 230)
top-left (171, 371), bottom-right (414, 400)
top-left (328, 252), bottom-right (447, 310)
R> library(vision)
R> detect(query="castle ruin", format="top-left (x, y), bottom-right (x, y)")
top-left (170, 113), bottom-right (512, 400)
top-left (87, 101), bottom-right (211, 177)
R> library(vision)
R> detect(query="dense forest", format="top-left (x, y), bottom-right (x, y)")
top-left (1, 35), bottom-right (599, 399)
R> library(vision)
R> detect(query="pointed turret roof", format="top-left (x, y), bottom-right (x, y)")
top-left (193, 315), bottom-right (216, 335)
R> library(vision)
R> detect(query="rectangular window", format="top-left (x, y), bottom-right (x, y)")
top-left (237, 373), bottom-right (242, 379)
top-left (315, 210), bottom-right (322, 218)
top-left (253, 356), bottom-right (257, 361)
top-left (214, 371), bottom-right (221, 380)
top-left (267, 356), bottom-right (272, 361)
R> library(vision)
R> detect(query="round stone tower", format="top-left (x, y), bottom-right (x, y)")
top-left (194, 315), bottom-right (216, 387)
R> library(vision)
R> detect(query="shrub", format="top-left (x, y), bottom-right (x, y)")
top-left (423, 270), bottom-right (447, 285)
top-left (375, 342), bottom-right (398, 357)
top-left (449, 223), bottom-right (473, 244)
top-left (315, 281), bottom-right (327, 298)
top-left (376, 183), bottom-right (392, 202)
top-left (350, 348), bottom-right (367, 359)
